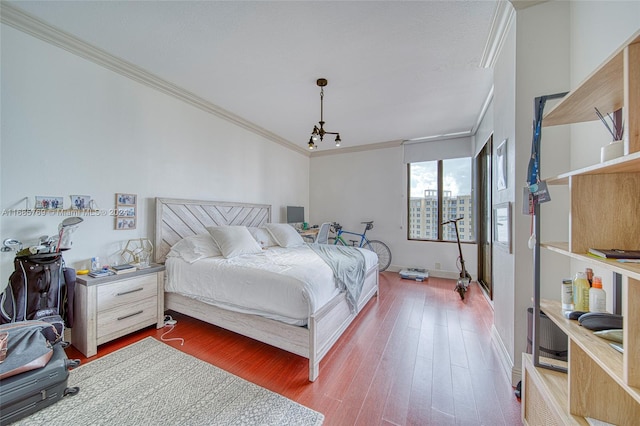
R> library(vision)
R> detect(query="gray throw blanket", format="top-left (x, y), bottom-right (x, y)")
top-left (307, 243), bottom-right (366, 313)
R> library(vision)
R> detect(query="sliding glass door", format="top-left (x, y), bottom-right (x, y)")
top-left (477, 137), bottom-right (492, 299)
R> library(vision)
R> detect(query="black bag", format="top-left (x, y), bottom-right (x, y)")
top-left (0, 253), bottom-right (76, 327)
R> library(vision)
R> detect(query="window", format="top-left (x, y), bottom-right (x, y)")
top-left (408, 158), bottom-right (475, 242)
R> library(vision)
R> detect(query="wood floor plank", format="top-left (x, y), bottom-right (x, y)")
top-left (407, 353), bottom-right (434, 425)
top-left (451, 363), bottom-right (480, 424)
top-left (64, 272), bottom-right (522, 425)
top-left (333, 297), bottom-right (404, 425)
top-left (381, 324), bottom-right (421, 425)
top-left (430, 323), bottom-right (455, 417)
top-left (355, 297), bottom-right (418, 425)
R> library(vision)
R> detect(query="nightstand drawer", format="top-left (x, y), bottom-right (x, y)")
top-left (96, 296), bottom-right (157, 342)
top-left (96, 274), bottom-right (157, 313)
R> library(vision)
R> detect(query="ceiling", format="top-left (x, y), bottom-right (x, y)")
top-left (4, 0), bottom-right (506, 154)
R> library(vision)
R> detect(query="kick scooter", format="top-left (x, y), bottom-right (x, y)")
top-left (442, 217), bottom-right (472, 300)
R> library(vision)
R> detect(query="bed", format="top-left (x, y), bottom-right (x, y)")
top-left (154, 197), bottom-right (379, 381)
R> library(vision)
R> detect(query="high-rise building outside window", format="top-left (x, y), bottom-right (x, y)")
top-left (408, 158), bottom-right (474, 242)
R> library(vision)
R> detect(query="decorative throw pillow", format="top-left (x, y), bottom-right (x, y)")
top-left (247, 227), bottom-right (277, 248)
top-left (206, 226), bottom-right (263, 258)
top-left (265, 223), bottom-right (304, 248)
top-left (167, 234), bottom-right (221, 263)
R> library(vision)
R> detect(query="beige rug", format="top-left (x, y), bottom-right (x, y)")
top-left (16, 337), bottom-right (324, 425)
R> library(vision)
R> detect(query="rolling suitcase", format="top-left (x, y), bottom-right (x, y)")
top-left (0, 343), bottom-right (79, 425)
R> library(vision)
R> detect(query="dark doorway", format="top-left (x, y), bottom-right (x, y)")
top-left (477, 136), bottom-right (493, 299)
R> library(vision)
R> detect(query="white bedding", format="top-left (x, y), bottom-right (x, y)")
top-left (165, 244), bottom-right (377, 326)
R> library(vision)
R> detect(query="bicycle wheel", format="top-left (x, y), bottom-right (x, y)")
top-left (364, 240), bottom-right (392, 272)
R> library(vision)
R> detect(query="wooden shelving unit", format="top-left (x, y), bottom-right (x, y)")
top-left (522, 30), bottom-right (640, 426)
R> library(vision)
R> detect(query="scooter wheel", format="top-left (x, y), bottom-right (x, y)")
top-left (456, 286), bottom-right (466, 300)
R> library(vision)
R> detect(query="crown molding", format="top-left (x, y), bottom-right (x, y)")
top-left (309, 139), bottom-right (403, 157)
top-left (509, 0), bottom-right (548, 11)
top-left (471, 85), bottom-right (494, 135)
top-left (480, 1), bottom-right (515, 69)
top-left (0, 3), bottom-right (310, 157)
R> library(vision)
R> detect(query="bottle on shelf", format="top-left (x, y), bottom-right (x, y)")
top-left (573, 271), bottom-right (590, 311)
top-left (585, 268), bottom-right (594, 286)
top-left (589, 276), bottom-right (606, 313)
top-left (561, 278), bottom-right (574, 311)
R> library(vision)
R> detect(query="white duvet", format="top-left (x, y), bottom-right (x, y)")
top-left (165, 244), bottom-right (377, 326)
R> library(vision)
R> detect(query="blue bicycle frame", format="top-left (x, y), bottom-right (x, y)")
top-left (332, 223), bottom-right (371, 248)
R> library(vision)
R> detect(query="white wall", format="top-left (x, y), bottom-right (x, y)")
top-left (491, 7), bottom-right (518, 382)
top-left (309, 145), bottom-right (478, 278)
top-left (0, 24), bottom-right (309, 280)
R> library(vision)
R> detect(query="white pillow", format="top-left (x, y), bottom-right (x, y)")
top-left (247, 227), bottom-right (277, 248)
top-left (167, 234), bottom-right (221, 263)
top-left (206, 226), bottom-right (263, 258)
top-left (265, 223), bottom-right (304, 248)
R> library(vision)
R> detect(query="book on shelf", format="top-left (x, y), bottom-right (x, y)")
top-left (108, 264), bottom-right (137, 274)
top-left (588, 248), bottom-right (640, 259)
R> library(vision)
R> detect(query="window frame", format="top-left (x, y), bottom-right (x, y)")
top-left (407, 158), bottom-right (476, 243)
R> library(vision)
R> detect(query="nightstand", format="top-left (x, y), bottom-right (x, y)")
top-left (72, 264), bottom-right (165, 357)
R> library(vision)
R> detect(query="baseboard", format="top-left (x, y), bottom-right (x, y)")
top-left (491, 324), bottom-right (520, 387)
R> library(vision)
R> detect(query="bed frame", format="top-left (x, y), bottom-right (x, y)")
top-left (154, 197), bottom-right (379, 381)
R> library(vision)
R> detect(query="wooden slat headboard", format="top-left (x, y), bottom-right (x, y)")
top-left (154, 197), bottom-right (271, 263)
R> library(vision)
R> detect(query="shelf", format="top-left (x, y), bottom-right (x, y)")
top-left (543, 30), bottom-right (640, 127)
top-left (546, 151), bottom-right (640, 185)
top-left (541, 300), bottom-right (623, 381)
top-left (541, 299), bottom-right (640, 406)
top-left (522, 353), bottom-right (589, 425)
top-left (542, 242), bottom-right (640, 280)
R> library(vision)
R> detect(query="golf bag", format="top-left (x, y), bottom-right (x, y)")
top-left (0, 253), bottom-right (76, 327)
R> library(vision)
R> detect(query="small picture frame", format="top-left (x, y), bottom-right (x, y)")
top-left (35, 196), bottom-right (64, 210)
top-left (119, 206), bottom-right (136, 217)
top-left (117, 193), bottom-right (136, 206)
top-left (70, 195), bottom-right (91, 210)
top-left (115, 193), bottom-right (137, 230)
top-left (116, 217), bottom-right (136, 230)
top-left (493, 202), bottom-right (511, 253)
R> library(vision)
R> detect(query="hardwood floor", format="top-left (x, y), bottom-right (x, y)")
top-left (65, 272), bottom-right (522, 425)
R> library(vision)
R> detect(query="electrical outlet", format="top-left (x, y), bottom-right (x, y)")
top-left (435, 262), bottom-right (441, 270)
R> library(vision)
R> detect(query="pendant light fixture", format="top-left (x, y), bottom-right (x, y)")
top-left (308, 78), bottom-right (341, 150)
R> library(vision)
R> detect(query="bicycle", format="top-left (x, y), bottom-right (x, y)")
top-left (330, 221), bottom-right (392, 272)
top-left (442, 217), bottom-right (472, 300)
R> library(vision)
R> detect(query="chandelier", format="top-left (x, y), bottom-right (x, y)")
top-left (308, 78), bottom-right (341, 150)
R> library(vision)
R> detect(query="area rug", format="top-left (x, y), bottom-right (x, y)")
top-left (16, 337), bottom-right (324, 426)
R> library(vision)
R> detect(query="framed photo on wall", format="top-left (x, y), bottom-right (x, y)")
top-left (115, 193), bottom-right (137, 230)
top-left (496, 139), bottom-right (507, 191)
top-left (70, 195), bottom-right (91, 210)
top-left (493, 202), bottom-right (511, 253)
top-left (35, 196), bottom-right (63, 210)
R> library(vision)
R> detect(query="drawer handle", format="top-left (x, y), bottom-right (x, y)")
top-left (117, 310), bottom-right (143, 321)
top-left (116, 287), bottom-right (144, 296)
